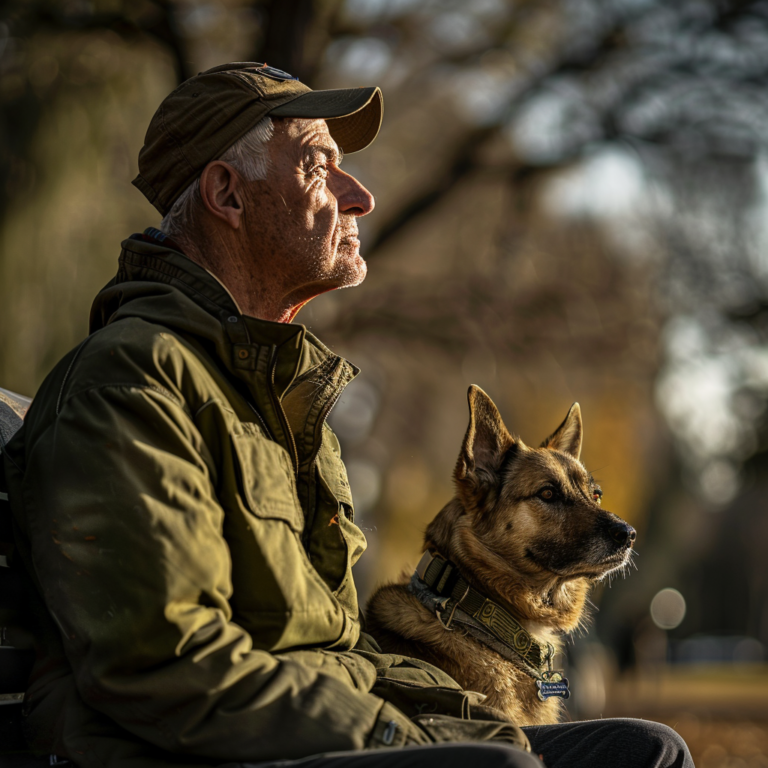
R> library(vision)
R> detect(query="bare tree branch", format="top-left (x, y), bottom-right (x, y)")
top-left (251, 0), bottom-right (316, 82)
top-left (363, 13), bottom-right (636, 258)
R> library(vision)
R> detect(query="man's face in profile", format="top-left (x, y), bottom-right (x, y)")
top-left (241, 117), bottom-right (375, 305)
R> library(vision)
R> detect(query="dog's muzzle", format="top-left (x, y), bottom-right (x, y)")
top-left (609, 521), bottom-right (636, 548)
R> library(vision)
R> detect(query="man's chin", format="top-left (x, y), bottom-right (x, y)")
top-left (330, 252), bottom-right (367, 289)
top-left (346, 258), bottom-right (368, 287)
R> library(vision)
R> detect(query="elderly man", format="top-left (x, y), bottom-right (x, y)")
top-left (2, 63), bottom-right (692, 768)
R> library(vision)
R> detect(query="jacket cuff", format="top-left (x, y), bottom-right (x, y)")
top-left (367, 702), bottom-right (431, 749)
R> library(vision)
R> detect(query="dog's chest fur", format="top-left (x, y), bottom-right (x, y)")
top-left (367, 583), bottom-right (563, 726)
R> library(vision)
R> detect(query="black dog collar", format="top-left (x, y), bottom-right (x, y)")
top-left (413, 551), bottom-right (557, 678)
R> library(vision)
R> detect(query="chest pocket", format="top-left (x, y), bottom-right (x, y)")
top-left (231, 424), bottom-right (304, 534)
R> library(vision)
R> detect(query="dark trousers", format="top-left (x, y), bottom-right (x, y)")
top-left (224, 718), bottom-right (694, 768)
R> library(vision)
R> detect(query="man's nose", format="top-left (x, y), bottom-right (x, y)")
top-left (329, 168), bottom-right (375, 217)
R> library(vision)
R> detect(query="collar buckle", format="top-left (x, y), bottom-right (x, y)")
top-left (415, 551), bottom-right (434, 582)
top-left (435, 583), bottom-right (471, 632)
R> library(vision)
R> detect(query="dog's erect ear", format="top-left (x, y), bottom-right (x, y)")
top-left (455, 385), bottom-right (514, 482)
top-left (540, 402), bottom-right (583, 460)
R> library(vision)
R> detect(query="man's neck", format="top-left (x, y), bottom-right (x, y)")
top-left (171, 229), bottom-right (299, 323)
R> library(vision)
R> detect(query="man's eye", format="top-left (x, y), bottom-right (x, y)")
top-left (539, 488), bottom-right (556, 501)
top-left (309, 165), bottom-right (328, 179)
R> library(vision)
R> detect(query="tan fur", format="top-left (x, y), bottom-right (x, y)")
top-left (366, 387), bottom-right (635, 726)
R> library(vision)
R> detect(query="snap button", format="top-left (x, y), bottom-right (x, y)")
top-left (238, 348), bottom-right (249, 360)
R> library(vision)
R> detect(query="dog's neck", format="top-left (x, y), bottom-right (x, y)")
top-left (424, 499), bottom-right (592, 640)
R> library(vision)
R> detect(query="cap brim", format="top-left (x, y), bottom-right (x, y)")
top-left (269, 86), bottom-right (383, 153)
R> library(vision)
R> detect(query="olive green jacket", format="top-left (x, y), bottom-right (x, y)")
top-left (3, 234), bottom-right (466, 767)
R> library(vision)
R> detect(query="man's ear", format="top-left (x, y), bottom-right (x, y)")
top-left (540, 403), bottom-right (582, 460)
top-left (199, 161), bottom-right (245, 230)
top-left (455, 385), bottom-right (514, 484)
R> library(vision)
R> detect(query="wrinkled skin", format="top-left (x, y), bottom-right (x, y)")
top-left (178, 117), bottom-right (375, 322)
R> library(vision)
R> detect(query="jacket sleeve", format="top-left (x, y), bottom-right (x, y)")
top-left (19, 382), bottom-right (408, 760)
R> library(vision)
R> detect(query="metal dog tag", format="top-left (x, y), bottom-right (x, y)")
top-left (536, 671), bottom-right (571, 701)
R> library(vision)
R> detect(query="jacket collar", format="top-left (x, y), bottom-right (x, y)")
top-left (90, 232), bottom-right (359, 468)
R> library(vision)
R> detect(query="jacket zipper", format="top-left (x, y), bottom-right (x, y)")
top-left (269, 349), bottom-right (300, 476)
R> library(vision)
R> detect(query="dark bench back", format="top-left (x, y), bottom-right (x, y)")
top-left (0, 387), bottom-right (30, 449)
top-left (0, 388), bottom-right (41, 758)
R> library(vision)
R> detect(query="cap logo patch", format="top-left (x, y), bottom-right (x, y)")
top-left (256, 64), bottom-right (300, 82)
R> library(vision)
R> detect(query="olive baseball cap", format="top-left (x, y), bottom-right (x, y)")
top-left (133, 62), bottom-right (383, 216)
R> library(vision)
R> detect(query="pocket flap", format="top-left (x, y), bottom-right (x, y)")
top-left (232, 431), bottom-right (304, 532)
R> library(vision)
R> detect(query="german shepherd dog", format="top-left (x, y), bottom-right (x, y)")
top-left (366, 386), bottom-right (636, 726)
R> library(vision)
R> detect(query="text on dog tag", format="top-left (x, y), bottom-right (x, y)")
top-left (536, 672), bottom-right (571, 701)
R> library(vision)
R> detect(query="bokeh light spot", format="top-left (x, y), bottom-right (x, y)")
top-left (650, 588), bottom-right (687, 630)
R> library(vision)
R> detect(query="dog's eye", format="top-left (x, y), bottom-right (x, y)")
top-left (593, 489), bottom-right (603, 504)
top-left (539, 488), bottom-right (556, 501)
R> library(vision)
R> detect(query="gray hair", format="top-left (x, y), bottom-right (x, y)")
top-left (160, 116), bottom-right (274, 237)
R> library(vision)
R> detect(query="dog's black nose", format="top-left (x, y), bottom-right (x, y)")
top-left (610, 522), bottom-right (636, 547)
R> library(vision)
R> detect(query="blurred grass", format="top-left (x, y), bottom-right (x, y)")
top-left (607, 665), bottom-right (768, 766)
top-left (609, 664), bottom-right (768, 717)
top-left (656, 715), bottom-right (767, 768)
